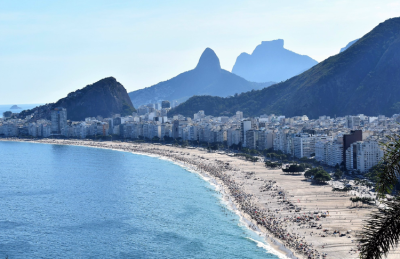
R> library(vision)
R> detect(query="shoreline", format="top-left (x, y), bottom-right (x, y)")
top-left (3, 138), bottom-right (398, 258)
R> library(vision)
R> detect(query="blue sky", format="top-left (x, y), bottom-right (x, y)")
top-left (1, 0), bottom-right (400, 104)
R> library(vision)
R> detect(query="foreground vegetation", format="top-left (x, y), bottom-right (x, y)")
top-left (359, 134), bottom-right (400, 259)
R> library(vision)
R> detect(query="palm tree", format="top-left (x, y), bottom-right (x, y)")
top-left (359, 134), bottom-right (400, 259)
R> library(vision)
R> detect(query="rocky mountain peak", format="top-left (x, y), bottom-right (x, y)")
top-left (195, 48), bottom-right (221, 71)
top-left (232, 39), bottom-right (317, 83)
top-left (260, 39), bottom-right (284, 49)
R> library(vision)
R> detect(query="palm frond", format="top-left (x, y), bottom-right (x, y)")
top-left (376, 135), bottom-right (400, 198)
top-left (359, 198), bottom-right (400, 259)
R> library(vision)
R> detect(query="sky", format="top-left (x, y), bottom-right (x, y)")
top-left (1, 0), bottom-right (400, 105)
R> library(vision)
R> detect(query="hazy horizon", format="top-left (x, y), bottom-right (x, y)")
top-left (2, 0), bottom-right (400, 104)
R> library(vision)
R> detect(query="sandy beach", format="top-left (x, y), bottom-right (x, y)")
top-left (2, 138), bottom-right (399, 259)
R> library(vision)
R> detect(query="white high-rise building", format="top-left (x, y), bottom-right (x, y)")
top-left (315, 138), bottom-right (343, 166)
top-left (345, 139), bottom-right (384, 173)
top-left (293, 134), bottom-right (316, 158)
top-left (346, 116), bottom-right (361, 129)
top-left (326, 141), bottom-right (343, 167)
top-left (315, 140), bottom-right (329, 163)
top-left (241, 120), bottom-right (252, 147)
top-left (227, 128), bottom-right (241, 147)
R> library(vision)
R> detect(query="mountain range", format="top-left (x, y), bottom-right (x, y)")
top-left (170, 17), bottom-right (400, 119)
top-left (231, 39), bottom-right (318, 83)
top-left (128, 48), bottom-right (274, 107)
top-left (19, 77), bottom-right (135, 121)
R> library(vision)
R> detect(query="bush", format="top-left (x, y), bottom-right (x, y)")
top-left (334, 169), bottom-right (343, 179)
top-left (304, 167), bottom-right (331, 184)
top-left (265, 161), bottom-right (282, 169)
top-left (314, 171), bottom-right (331, 183)
top-left (282, 164), bottom-right (305, 174)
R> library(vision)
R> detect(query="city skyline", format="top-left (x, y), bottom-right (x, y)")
top-left (2, 0), bottom-right (400, 104)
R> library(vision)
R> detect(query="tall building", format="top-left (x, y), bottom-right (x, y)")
top-left (161, 101), bottom-right (171, 109)
top-left (241, 120), bottom-right (251, 147)
top-left (315, 139), bottom-right (329, 164)
top-left (326, 139), bottom-right (343, 167)
top-left (227, 128), bottom-right (241, 147)
top-left (273, 130), bottom-right (287, 153)
top-left (161, 108), bottom-right (169, 117)
top-left (343, 130), bottom-right (362, 168)
top-left (293, 133), bottom-right (316, 158)
top-left (172, 120), bottom-right (180, 139)
top-left (51, 107), bottom-right (67, 135)
top-left (346, 116), bottom-right (361, 129)
top-left (345, 139), bottom-right (384, 173)
top-left (245, 130), bottom-right (260, 149)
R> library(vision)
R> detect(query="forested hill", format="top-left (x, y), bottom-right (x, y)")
top-left (19, 77), bottom-right (135, 121)
top-left (170, 17), bottom-right (400, 119)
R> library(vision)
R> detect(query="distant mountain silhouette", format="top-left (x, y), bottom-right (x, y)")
top-left (231, 39), bottom-right (318, 83)
top-left (19, 77), bottom-right (135, 121)
top-left (171, 17), bottom-right (400, 118)
top-left (128, 48), bottom-right (274, 107)
top-left (340, 39), bottom-right (359, 53)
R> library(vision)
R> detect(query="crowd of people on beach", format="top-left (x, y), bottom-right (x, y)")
top-left (99, 142), bottom-right (326, 259)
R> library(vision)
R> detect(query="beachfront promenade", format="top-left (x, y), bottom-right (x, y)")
top-left (3, 138), bottom-right (400, 259)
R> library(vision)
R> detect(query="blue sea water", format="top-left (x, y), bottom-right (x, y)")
top-left (0, 104), bottom-right (42, 118)
top-left (0, 141), bottom-right (283, 259)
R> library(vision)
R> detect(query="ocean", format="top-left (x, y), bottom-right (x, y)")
top-left (0, 104), bottom-right (42, 118)
top-left (0, 141), bottom-right (283, 259)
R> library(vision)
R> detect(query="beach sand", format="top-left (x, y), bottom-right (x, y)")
top-left (3, 138), bottom-right (399, 259)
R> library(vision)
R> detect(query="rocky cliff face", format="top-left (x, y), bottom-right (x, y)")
top-left (232, 39), bottom-right (318, 83)
top-left (128, 48), bottom-right (274, 107)
top-left (19, 77), bottom-right (135, 121)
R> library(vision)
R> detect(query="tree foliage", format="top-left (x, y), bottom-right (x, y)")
top-left (359, 134), bottom-right (400, 259)
top-left (304, 167), bottom-right (331, 184)
top-left (282, 164), bottom-right (305, 174)
top-left (333, 169), bottom-right (343, 179)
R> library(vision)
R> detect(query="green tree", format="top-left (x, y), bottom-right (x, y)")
top-left (282, 164), bottom-right (305, 174)
top-left (359, 135), bottom-right (400, 259)
top-left (313, 170), bottom-right (331, 184)
top-left (265, 161), bottom-right (282, 169)
top-left (300, 156), bottom-right (309, 162)
top-left (303, 167), bottom-right (331, 184)
top-left (152, 136), bottom-right (160, 142)
top-left (365, 164), bottom-right (384, 183)
top-left (334, 169), bottom-right (343, 179)
top-left (304, 167), bottom-right (319, 178)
